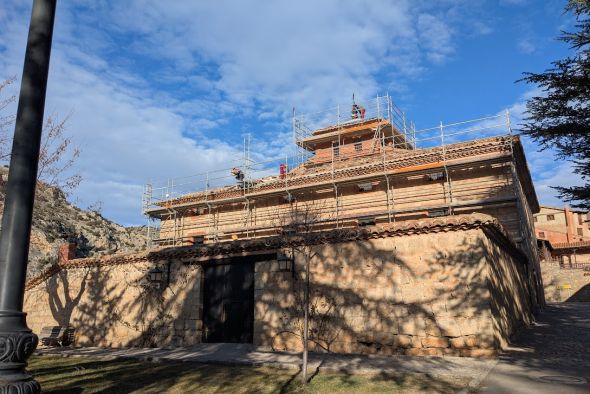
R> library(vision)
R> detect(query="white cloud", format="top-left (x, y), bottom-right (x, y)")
top-left (72, 0), bottom-right (458, 113)
top-left (532, 162), bottom-right (581, 207)
top-left (2, 0), bottom-right (533, 227)
top-left (517, 38), bottom-right (536, 54)
top-left (417, 14), bottom-right (454, 64)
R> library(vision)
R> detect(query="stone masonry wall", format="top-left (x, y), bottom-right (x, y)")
top-left (25, 260), bottom-right (203, 348)
top-left (483, 232), bottom-right (533, 348)
top-left (254, 228), bottom-right (532, 357)
top-left (541, 261), bottom-right (590, 302)
top-left (24, 215), bottom-right (534, 356)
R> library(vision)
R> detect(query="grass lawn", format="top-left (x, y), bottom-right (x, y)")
top-left (29, 355), bottom-right (465, 393)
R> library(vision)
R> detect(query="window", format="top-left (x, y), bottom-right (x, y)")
top-left (579, 215), bottom-right (584, 225)
top-left (354, 142), bottom-right (363, 152)
top-left (547, 214), bottom-right (555, 221)
top-left (332, 142), bottom-right (340, 158)
top-left (577, 228), bottom-right (584, 236)
top-left (538, 231), bottom-right (545, 238)
top-left (533, 216), bottom-right (538, 222)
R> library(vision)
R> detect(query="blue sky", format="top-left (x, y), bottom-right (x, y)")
top-left (0, 0), bottom-right (583, 226)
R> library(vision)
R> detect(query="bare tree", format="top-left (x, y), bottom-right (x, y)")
top-left (274, 196), bottom-right (334, 385)
top-left (0, 77), bottom-right (17, 162)
top-left (37, 113), bottom-right (81, 193)
top-left (0, 77), bottom-right (81, 193)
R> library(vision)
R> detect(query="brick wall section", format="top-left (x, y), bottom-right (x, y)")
top-left (24, 214), bottom-right (534, 356)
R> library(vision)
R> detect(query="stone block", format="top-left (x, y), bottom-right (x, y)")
top-left (464, 335), bottom-right (495, 349)
top-left (449, 337), bottom-right (467, 349)
top-left (421, 337), bottom-right (449, 348)
top-left (392, 334), bottom-right (414, 348)
top-left (458, 318), bottom-right (479, 336)
top-left (398, 318), bottom-right (426, 336)
top-left (436, 317), bottom-right (462, 337)
top-left (424, 320), bottom-right (442, 337)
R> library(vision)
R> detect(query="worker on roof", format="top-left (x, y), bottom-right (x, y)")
top-left (351, 102), bottom-right (366, 120)
top-left (231, 167), bottom-right (244, 181)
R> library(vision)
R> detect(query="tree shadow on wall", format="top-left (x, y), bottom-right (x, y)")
top-left (255, 232), bottom-right (534, 360)
top-left (109, 261), bottom-right (203, 349)
top-left (46, 268), bottom-right (90, 328)
top-left (70, 266), bottom-right (125, 346)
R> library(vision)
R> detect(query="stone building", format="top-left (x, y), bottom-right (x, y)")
top-left (534, 205), bottom-right (590, 245)
top-left (24, 96), bottom-right (542, 357)
top-left (534, 205), bottom-right (590, 265)
top-left (534, 205), bottom-right (590, 302)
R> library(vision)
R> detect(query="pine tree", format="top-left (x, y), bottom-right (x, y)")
top-left (521, 0), bottom-right (590, 209)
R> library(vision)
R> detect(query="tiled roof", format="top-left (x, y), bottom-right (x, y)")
top-left (26, 213), bottom-right (524, 291)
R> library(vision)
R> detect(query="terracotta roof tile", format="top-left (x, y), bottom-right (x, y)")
top-left (552, 240), bottom-right (590, 249)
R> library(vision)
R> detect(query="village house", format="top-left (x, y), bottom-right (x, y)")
top-left (535, 205), bottom-right (590, 265)
top-left (534, 205), bottom-right (590, 302)
top-left (24, 96), bottom-right (542, 357)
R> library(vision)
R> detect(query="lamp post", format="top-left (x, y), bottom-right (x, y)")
top-left (0, 1), bottom-right (57, 392)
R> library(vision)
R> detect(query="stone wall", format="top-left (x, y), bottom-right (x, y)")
top-left (541, 261), bottom-right (590, 302)
top-left (24, 215), bottom-right (535, 356)
top-left (254, 227), bottom-right (533, 357)
top-left (25, 260), bottom-right (203, 348)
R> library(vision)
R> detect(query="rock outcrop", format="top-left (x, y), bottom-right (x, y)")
top-left (0, 166), bottom-right (147, 278)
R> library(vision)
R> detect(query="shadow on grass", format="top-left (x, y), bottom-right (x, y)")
top-left (29, 355), bottom-right (464, 394)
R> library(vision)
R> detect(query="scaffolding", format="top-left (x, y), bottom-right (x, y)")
top-left (292, 94), bottom-right (415, 163)
top-left (142, 100), bottom-right (515, 248)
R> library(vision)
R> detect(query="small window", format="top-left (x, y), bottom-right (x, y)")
top-left (547, 214), bottom-right (555, 221)
top-left (579, 215), bottom-right (584, 225)
top-left (332, 144), bottom-right (339, 157)
top-left (354, 142), bottom-right (363, 152)
top-left (533, 216), bottom-right (537, 223)
top-left (577, 228), bottom-right (583, 236)
top-left (538, 231), bottom-right (545, 238)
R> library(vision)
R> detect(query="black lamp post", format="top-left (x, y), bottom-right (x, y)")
top-left (0, 1), bottom-right (57, 392)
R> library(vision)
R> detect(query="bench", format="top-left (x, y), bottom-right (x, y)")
top-left (39, 326), bottom-right (75, 347)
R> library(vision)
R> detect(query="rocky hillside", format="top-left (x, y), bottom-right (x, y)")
top-left (0, 167), bottom-right (148, 278)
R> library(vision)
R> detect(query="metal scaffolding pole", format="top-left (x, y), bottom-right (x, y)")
top-left (0, 1), bottom-right (56, 392)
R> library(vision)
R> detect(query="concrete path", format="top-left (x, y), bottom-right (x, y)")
top-left (480, 302), bottom-right (590, 393)
top-left (36, 343), bottom-right (496, 391)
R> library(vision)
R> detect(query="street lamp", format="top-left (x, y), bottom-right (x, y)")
top-left (0, 1), bottom-right (57, 392)
top-left (277, 251), bottom-right (294, 276)
top-left (148, 266), bottom-right (164, 285)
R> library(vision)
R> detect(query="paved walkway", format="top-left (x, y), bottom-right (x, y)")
top-left (480, 302), bottom-right (590, 393)
top-left (35, 303), bottom-right (590, 393)
top-left (36, 343), bottom-right (496, 391)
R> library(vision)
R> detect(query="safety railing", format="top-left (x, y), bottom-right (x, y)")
top-left (292, 94), bottom-right (414, 147)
